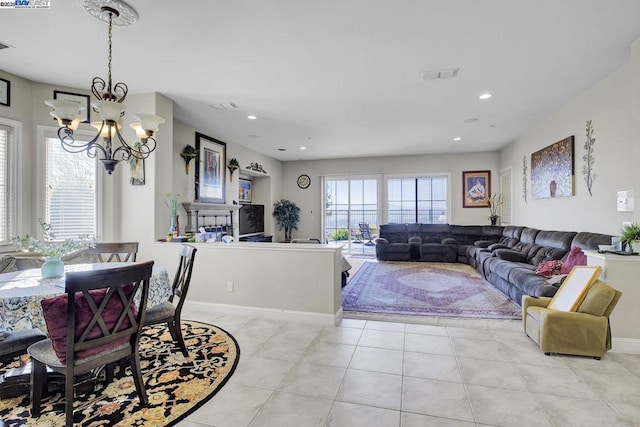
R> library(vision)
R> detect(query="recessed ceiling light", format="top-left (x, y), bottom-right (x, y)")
top-left (299, 146), bottom-right (307, 150)
top-left (277, 148), bottom-right (287, 151)
top-left (453, 137), bottom-right (462, 141)
top-left (247, 115), bottom-right (257, 120)
top-left (478, 93), bottom-right (492, 100)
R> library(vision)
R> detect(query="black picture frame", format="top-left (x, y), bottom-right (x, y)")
top-left (0, 78), bottom-right (10, 107)
top-left (53, 90), bottom-right (90, 123)
top-left (195, 132), bottom-right (226, 204)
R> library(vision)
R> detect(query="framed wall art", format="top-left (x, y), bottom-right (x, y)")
top-left (53, 90), bottom-right (90, 123)
top-left (0, 78), bottom-right (10, 107)
top-left (463, 170), bottom-right (491, 208)
top-left (195, 132), bottom-right (226, 204)
top-left (238, 178), bottom-right (252, 203)
top-left (129, 149), bottom-right (145, 186)
top-left (531, 136), bottom-right (575, 199)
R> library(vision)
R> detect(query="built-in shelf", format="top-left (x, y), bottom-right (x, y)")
top-left (240, 168), bottom-right (269, 178)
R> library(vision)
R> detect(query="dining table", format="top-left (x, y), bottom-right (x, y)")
top-left (0, 262), bottom-right (172, 334)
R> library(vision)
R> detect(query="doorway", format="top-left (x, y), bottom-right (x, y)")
top-left (323, 176), bottom-right (380, 254)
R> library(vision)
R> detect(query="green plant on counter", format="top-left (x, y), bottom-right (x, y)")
top-left (620, 222), bottom-right (640, 252)
top-left (13, 219), bottom-right (95, 259)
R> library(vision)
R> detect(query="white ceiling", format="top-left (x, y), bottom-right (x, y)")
top-left (1, 1), bottom-right (639, 161)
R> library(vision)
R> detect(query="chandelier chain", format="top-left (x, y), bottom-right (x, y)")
top-left (107, 11), bottom-right (113, 96)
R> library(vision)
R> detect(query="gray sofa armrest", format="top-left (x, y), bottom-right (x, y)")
top-left (474, 240), bottom-right (493, 248)
top-left (375, 237), bottom-right (389, 245)
top-left (408, 236), bottom-right (422, 244)
top-left (488, 243), bottom-right (509, 252)
top-left (494, 249), bottom-right (528, 263)
top-left (441, 237), bottom-right (457, 245)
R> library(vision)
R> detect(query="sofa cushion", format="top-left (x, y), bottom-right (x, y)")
top-left (560, 246), bottom-right (587, 274)
top-left (577, 282), bottom-right (616, 316)
top-left (495, 249), bottom-right (528, 263)
top-left (571, 232), bottom-right (614, 250)
top-left (488, 243), bottom-right (509, 252)
top-left (534, 230), bottom-right (577, 250)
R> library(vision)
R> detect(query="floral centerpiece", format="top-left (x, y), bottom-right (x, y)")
top-left (487, 193), bottom-right (505, 225)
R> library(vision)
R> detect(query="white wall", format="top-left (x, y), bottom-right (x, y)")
top-left (281, 152), bottom-right (500, 240)
top-left (499, 49), bottom-right (638, 235)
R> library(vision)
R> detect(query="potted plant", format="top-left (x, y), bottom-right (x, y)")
top-left (487, 193), bottom-right (505, 225)
top-left (13, 219), bottom-right (96, 278)
top-left (272, 199), bottom-right (301, 242)
top-left (620, 222), bottom-right (640, 252)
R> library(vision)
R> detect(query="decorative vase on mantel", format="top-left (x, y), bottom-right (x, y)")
top-left (489, 215), bottom-right (498, 226)
top-left (41, 257), bottom-right (64, 279)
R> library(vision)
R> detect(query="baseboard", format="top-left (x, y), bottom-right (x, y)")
top-left (611, 337), bottom-right (640, 355)
top-left (184, 300), bottom-right (340, 326)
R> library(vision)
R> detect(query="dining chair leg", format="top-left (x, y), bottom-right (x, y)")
top-left (129, 353), bottom-right (148, 405)
top-left (171, 319), bottom-right (189, 357)
top-left (65, 372), bottom-right (74, 427)
top-left (30, 359), bottom-right (46, 417)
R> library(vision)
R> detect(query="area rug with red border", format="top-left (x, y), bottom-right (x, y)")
top-left (343, 261), bottom-right (522, 319)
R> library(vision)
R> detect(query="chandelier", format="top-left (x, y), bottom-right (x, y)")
top-left (45, 0), bottom-right (164, 174)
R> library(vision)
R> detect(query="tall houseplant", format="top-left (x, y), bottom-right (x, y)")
top-left (487, 193), bottom-right (505, 225)
top-left (272, 199), bottom-right (301, 241)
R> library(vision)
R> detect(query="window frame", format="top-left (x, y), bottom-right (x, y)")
top-left (0, 117), bottom-right (21, 248)
top-left (384, 173), bottom-right (451, 224)
top-left (36, 126), bottom-right (103, 241)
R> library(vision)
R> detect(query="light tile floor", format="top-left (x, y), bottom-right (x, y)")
top-left (179, 305), bottom-right (640, 427)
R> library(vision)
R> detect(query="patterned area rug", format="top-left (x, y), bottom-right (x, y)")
top-left (343, 261), bottom-right (522, 319)
top-left (0, 320), bottom-right (240, 426)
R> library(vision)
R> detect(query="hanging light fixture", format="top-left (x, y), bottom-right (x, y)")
top-left (45, 0), bottom-right (164, 174)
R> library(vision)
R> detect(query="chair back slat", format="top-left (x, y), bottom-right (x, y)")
top-left (89, 242), bottom-right (139, 263)
top-left (64, 261), bottom-right (153, 363)
top-left (169, 245), bottom-right (197, 309)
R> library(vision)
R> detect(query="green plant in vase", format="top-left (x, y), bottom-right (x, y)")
top-left (13, 219), bottom-right (96, 278)
top-left (620, 222), bottom-right (640, 252)
top-left (486, 193), bottom-right (505, 225)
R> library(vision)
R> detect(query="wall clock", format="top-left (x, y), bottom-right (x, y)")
top-left (297, 174), bottom-right (311, 189)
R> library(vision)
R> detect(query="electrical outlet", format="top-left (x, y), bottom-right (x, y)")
top-left (227, 282), bottom-right (234, 292)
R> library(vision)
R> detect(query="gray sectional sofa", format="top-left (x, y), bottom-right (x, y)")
top-left (375, 223), bottom-right (612, 305)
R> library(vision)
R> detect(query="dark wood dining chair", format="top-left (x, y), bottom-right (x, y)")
top-left (144, 245), bottom-right (197, 357)
top-left (27, 261), bottom-right (154, 427)
top-left (88, 242), bottom-right (139, 263)
top-left (0, 329), bottom-right (47, 363)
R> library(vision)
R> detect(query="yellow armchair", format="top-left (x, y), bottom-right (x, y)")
top-left (522, 281), bottom-right (622, 359)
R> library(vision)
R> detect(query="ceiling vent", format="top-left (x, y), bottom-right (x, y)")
top-left (422, 68), bottom-right (459, 81)
top-left (209, 102), bottom-right (239, 110)
top-left (0, 41), bottom-right (11, 50)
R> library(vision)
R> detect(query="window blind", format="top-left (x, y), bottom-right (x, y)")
top-left (0, 124), bottom-right (10, 242)
top-left (45, 137), bottom-right (97, 240)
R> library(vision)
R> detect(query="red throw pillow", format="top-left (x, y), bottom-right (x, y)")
top-left (560, 246), bottom-right (587, 274)
top-left (535, 259), bottom-right (563, 278)
top-left (41, 284), bottom-right (137, 363)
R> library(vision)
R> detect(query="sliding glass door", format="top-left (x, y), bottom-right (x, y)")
top-left (324, 177), bottom-right (379, 254)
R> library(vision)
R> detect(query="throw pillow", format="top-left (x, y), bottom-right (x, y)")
top-left (41, 284), bottom-right (137, 364)
top-left (535, 260), bottom-right (564, 278)
top-left (560, 246), bottom-right (587, 274)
